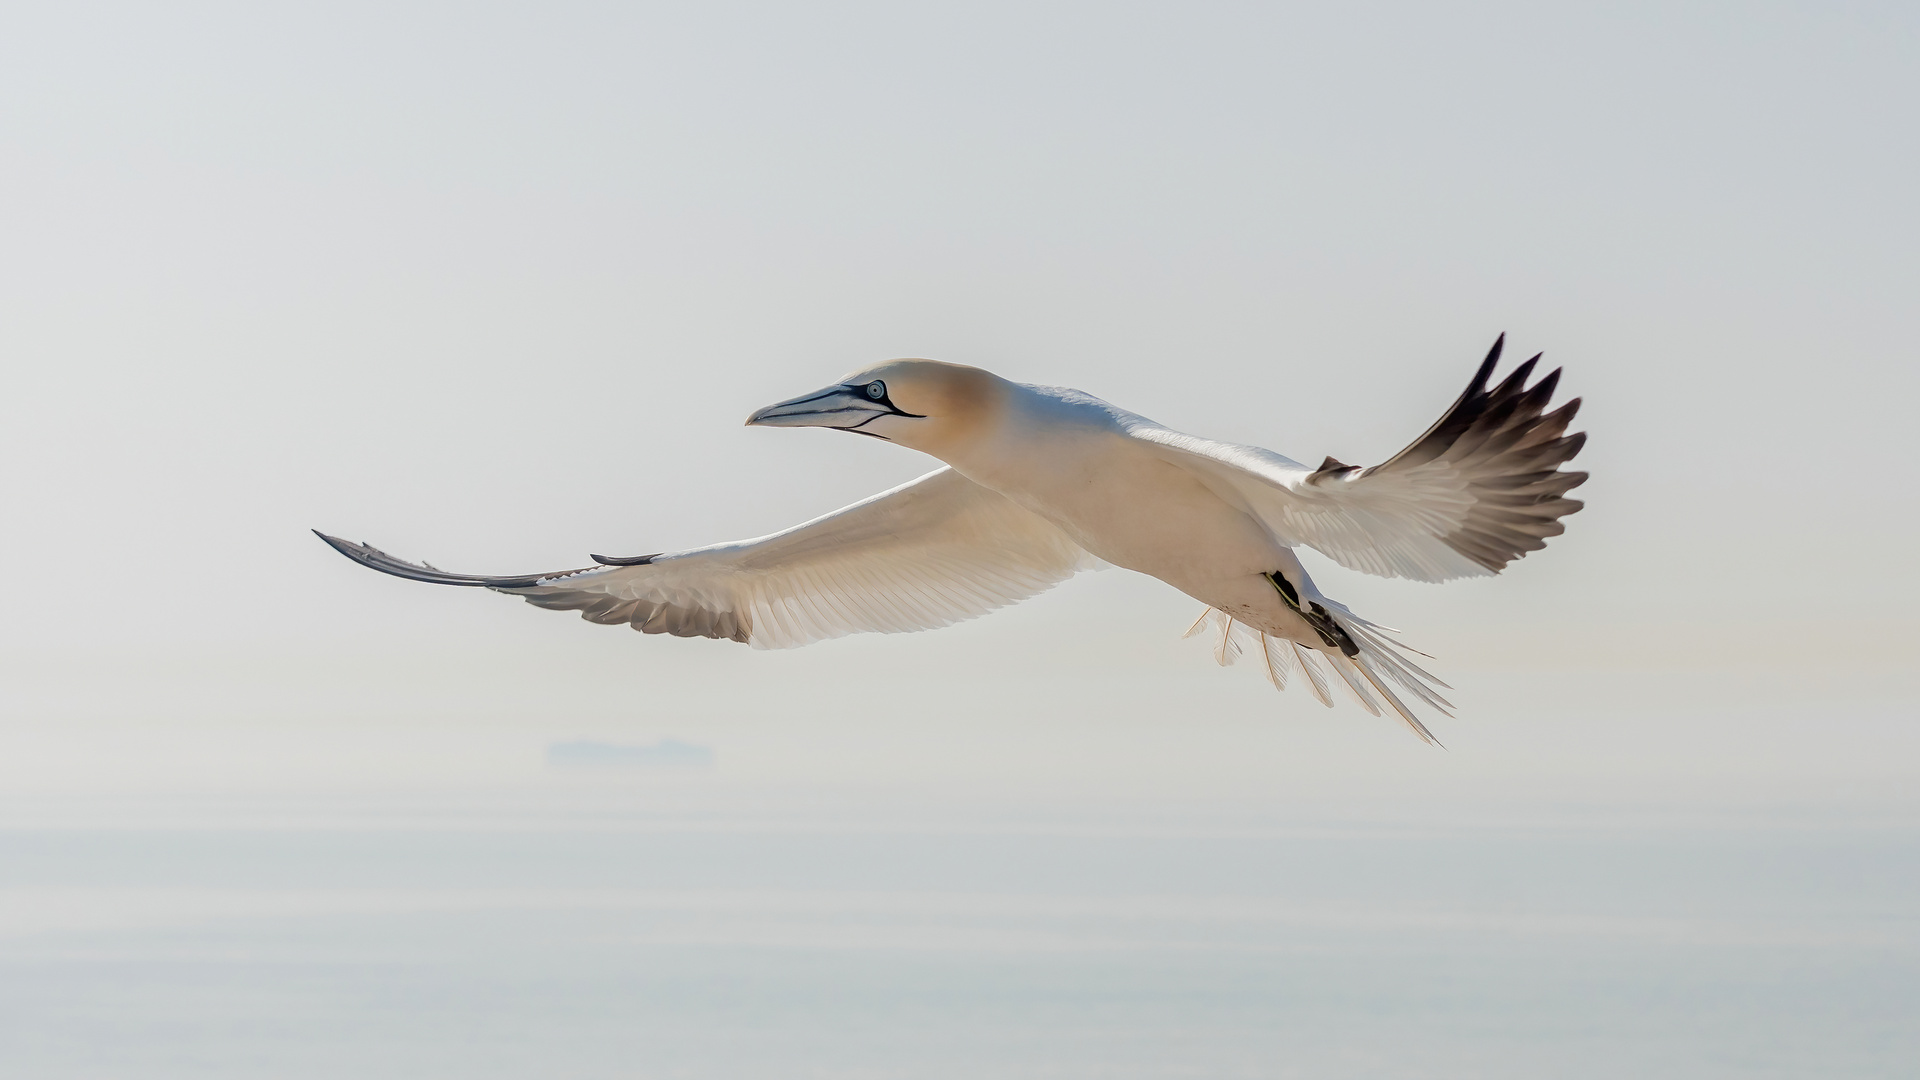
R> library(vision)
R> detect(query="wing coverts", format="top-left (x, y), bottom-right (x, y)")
top-left (316, 467), bottom-right (1096, 649)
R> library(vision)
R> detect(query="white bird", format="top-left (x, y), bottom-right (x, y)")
top-left (318, 335), bottom-right (1585, 742)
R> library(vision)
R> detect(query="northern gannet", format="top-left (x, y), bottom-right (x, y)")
top-left (318, 336), bottom-right (1585, 742)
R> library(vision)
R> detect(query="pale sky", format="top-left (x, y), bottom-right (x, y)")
top-left (0, 2), bottom-right (1915, 815)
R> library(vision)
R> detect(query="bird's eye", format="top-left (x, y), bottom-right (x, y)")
top-left (865, 381), bottom-right (886, 400)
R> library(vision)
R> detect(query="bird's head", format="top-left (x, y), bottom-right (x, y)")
top-left (746, 359), bottom-right (1006, 458)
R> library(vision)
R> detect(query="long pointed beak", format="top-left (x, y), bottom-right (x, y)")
top-left (745, 384), bottom-right (890, 429)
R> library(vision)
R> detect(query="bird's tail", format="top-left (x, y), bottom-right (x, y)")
top-left (1183, 605), bottom-right (1453, 745)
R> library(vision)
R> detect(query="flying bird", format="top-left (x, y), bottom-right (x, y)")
top-left (317, 335), bottom-right (1585, 743)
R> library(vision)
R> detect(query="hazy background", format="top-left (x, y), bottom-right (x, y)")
top-left (1, 2), bottom-right (1915, 1077)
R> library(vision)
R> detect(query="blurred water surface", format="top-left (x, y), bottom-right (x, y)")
top-left (2, 772), bottom-right (1913, 1079)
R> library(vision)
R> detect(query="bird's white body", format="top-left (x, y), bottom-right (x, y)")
top-left (319, 336), bottom-right (1587, 742)
top-left (951, 382), bottom-right (1326, 649)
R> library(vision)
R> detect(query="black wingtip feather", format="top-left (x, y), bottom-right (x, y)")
top-left (1490, 355), bottom-right (1541, 401)
top-left (1347, 336), bottom-right (1589, 575)
top-left (591, 552), bottom-right (661, 566)
top-left (1508, 369), bottom-right (1561, 419)
top-left (313, 530), bottom-right (586, 589)
top-left (1470, 334), bottom-right (1505, 392)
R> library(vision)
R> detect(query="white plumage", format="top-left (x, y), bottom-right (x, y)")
top-left (319, 335), bottom-right (1585, 743)
top-left (537, 467), bottom-right (1095, 650)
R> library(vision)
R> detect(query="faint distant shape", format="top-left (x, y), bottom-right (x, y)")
top-left (545, 739), bottom-right (715, 771)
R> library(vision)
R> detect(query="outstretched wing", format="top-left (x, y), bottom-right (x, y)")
top-left (1129, 335), bottom-right (1587, 582)
top-left (317, 467), bottom-right (1098, 649)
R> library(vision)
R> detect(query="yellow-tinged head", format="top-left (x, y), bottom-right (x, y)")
top-left (746, 359), bottom-right (1007, 459)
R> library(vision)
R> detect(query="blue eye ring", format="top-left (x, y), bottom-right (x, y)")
top-left (865, 381), bottom-right (886, 400)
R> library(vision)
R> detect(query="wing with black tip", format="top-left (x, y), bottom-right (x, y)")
top-left (318, 467), bottom-right (1098, 648)
top-left (1129, 335), bottom-right (1588, 582)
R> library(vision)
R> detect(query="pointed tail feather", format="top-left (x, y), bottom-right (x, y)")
top-left (1325, 652), bottom-right (1384, 717)
top-left (1259, 633), bottom-right (1296, 690)
top-left (1340, 621), bottom-right (1456, 712)
top-left (1347, 654), bottom-right (1445, 746)
top-left (1291, 642), bottom-right (1336, 707)
top-left (1213, 615), bottom-right (1245, 666)
top-left (1183, 604), bottom-right (1451, 742)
